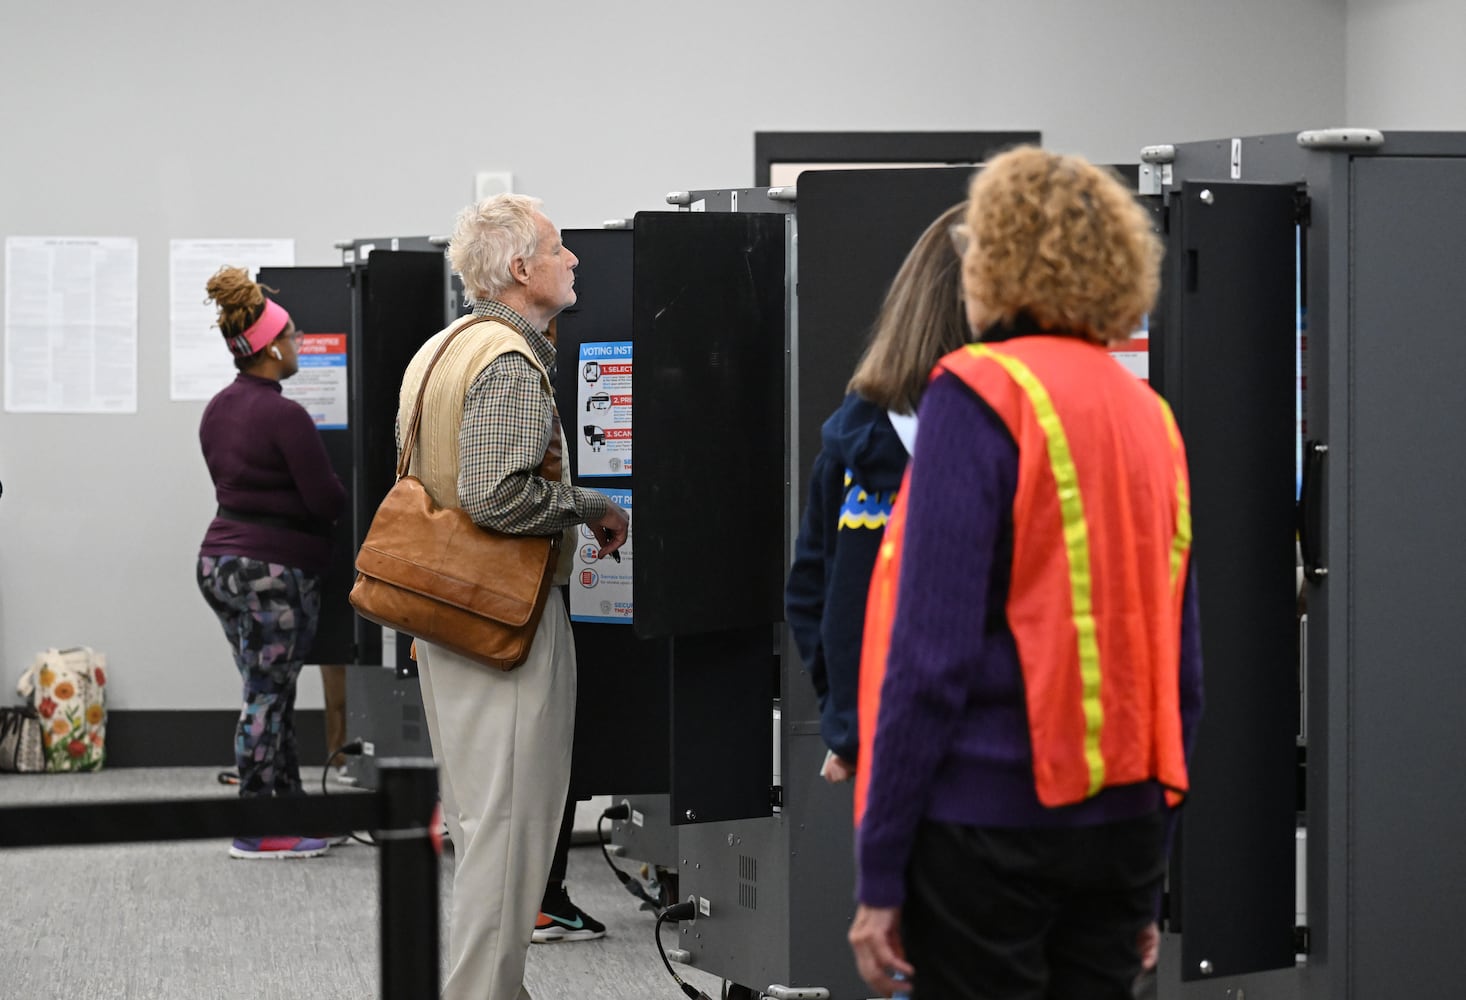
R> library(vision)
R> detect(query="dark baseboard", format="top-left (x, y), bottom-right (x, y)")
top-left (105, 709), bottom-right (327, 768)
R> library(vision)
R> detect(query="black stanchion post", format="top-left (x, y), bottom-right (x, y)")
top-left (377, 757), bottom-right (440, 1000)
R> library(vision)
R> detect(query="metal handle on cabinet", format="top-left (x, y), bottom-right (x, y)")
top-left (1298, 440), bottom-right (1328, 582)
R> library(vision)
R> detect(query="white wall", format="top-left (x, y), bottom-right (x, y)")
top-left (1347, 0), bottom-right (1466, 127)
top-left (0, 0), bottom-right (1346, 711)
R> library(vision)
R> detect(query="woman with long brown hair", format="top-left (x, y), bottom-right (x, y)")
top-left (195, 266), bottom-right (347, 859)
top-left (785, 203), bottom-right (970, 785)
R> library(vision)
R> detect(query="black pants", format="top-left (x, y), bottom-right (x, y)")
top-left (546, 784), bottom-right (579, 891)
top-left (903, 813), bottom-right (1166, 1000)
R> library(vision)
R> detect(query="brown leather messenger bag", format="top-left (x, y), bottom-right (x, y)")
top-left (349, 317), bottom-right (562, 670)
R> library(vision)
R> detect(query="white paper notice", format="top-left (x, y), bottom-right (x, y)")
top-left (4, 237), bottom-right (138, 413)
top-left (576, 340), bottom-right (632, 476)
top-left (570, 488), bottom-right (633, 624)
top-left (281, 333), bottom-right (348, 429)
top-left (1109, 315), bottom-right (1150, 382)
top-left (170, 239), bottom-right (295, 401)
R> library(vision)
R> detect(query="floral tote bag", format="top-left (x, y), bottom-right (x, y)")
top-left (17, 647), bottom-right (107, 772)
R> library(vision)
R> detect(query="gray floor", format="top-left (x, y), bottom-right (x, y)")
top-left (0, 768), bottom-right (728, 1000)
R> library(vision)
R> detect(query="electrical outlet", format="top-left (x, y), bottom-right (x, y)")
top-left (475, 171), bottom-right (514, 201)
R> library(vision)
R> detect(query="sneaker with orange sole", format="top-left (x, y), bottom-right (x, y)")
top-left (532, 885), bottom-right (606, 942)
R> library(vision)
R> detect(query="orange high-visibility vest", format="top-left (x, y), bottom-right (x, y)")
top-left (854, 472), bottom-right (909, 826)
top-left (856, 336), bottom-right (1191, 823)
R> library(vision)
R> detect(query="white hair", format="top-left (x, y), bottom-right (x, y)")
top-left (448, 193), bottom-right (544, 303)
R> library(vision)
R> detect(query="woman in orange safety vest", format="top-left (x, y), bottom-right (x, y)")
top-left (849, 147), bottom-right (1204, 1000)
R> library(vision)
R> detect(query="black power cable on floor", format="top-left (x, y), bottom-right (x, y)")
top-left (319, 741), bottom-right (375, 846)
top-left (213, 744), bottom-right (375, 847)
top-left (654, 901), bottom-right (713, 1000)
top-left (598, 803), bottom-right (661, 908)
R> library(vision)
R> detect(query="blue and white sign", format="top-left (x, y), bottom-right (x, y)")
top-left (576, 340), bottom-right (632, 477)
top-left (569, 488), bottom-right (632, 624)
top-left (281, 332), bottom-right (348, 429)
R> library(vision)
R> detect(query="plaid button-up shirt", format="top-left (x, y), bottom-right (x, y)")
top-left (458, 300), bottom-right (608, 533)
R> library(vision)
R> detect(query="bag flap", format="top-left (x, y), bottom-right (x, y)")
top-left (355, 478), bottom-right (556, 628)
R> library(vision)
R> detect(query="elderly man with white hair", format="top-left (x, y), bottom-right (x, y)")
top-left (396, 193), bottom-right (629, 1000)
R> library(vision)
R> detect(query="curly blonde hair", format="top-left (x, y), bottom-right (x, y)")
top-left (962, 146), bottom-right (1161, 344)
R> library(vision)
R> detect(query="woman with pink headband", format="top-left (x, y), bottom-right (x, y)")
top-left (195, 266), bottom-right (347, 860)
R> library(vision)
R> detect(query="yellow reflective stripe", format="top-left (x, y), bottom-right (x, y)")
top-left (972, 346), bottom-right (1105, 796)
top-left (1156, 398), bottom-right (1192, 591)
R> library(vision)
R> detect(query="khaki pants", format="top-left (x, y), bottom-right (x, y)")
top-left (415, 592), bottom-right (576, 1000)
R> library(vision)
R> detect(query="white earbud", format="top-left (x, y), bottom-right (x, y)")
top-left (269, 346), bottom-right (283, 360)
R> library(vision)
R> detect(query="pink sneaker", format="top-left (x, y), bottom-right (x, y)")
top-left (228, 835), bottom-right (330, 859)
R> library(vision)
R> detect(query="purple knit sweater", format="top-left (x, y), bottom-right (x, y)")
top-left (198, 373), bottom-right (347, 575)
top-left (856, 369), bottom-right (1204, 908)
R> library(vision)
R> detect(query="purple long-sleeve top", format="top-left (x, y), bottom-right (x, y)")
top-left (198, 373), bottom-right (347, 575)
top-left (856, 369), bottom-right (1204, 909)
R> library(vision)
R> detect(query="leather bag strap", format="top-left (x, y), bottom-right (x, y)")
top-left (394, 315), bottom-right (562, 485)
top-left (396, 315), bottom-right (493, 480)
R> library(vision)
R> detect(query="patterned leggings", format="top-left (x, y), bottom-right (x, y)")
top-left (197, 556), bottom-right (321, 798)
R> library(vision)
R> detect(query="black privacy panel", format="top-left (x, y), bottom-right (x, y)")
top-left (631, 212), bottom-right (786, 638)
top-left (669, 626), bottom-right (778, 825)
top-left (352, 250), bottom-right (448, 665)
top-left (794, 167), bottom-right (974, 507)
top-left (1154, 182), bottom-right (1299, 980)
top-left (554, 229), bottom-right (635, 446)
top-left (554, 228), bottom-right (670, 796)
top-left (257, 266), bottom-right (355, 665)
top-left (355, 251), bottom-right (448, 520)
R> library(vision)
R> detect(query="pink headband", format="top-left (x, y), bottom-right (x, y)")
top-left (226, 298), bottom-right (291, 357)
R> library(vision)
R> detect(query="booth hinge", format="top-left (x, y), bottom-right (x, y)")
top-left (770, 785), bottom-right (783, 809)
top-left (1296, 127), bottom-right (1385, 151)
top-left (766, 986), bottom-right (830, 1000)
top-left (1294, 925), bottom-right (1311, 955)
top-left (1294, 191), bottom-right (1313, 227)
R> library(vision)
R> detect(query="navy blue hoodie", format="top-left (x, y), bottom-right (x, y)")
top-left (785, 393), bottom-right (912, 763)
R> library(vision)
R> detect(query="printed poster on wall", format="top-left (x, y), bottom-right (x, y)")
top-left (169, 238), bottom-right (295, 401)
top-left (4, 236), bottom-right (138, 413)
top-left (570, 488), bottom-right (632, 624)
top-left (281, 333), bottom-right (348, 429)
top-left (576, 340), bottom-right (632, 477)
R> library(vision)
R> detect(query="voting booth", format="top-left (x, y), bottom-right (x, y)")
top-left (1143, 129), bottom-right (1466, 1000)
